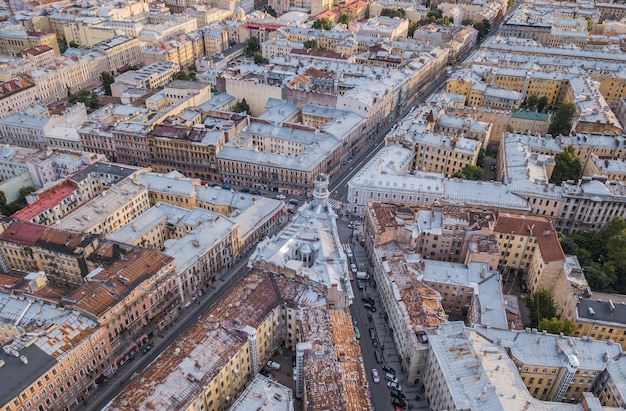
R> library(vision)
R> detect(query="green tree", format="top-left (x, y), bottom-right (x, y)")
top-left (233, 98), bottom-right (250, 114)
top-left (525, 290), bottom-right (558, 328)
top-left (452, 165), bottom-right (483, 180)
top-left (173, 71), bottom-right (191, 81)
top-left (477, 147), bottom-right (485, 168)
top-left (68, 90), bottom-right (99, 109)
top-left (537, 96), bottom-right (548, 112)
top-left (312, 17), bottom-right (332, 30)
top-left (101, 71), bottom-right (114, 96)
top-left (0, 190), bottom-right (6, 215)
top-left (253, 52), bottom-right (269, 65)
top-left (263, 5), bottom-right (278, 17)
top-left (246, 36), bottom-right (260, 53)
top-left (408, 22), bottom-right (418, 37)
top-left (462, 18), bottom-right (474, 25)
top-left (526, 94), bottom-right (538, 109)
top-left (549, 144), bottom-right (581, 185)
top-left (68, 40), bottom-right (79, 48)
top-left (380, 8), bottom-right (405, 18)
top-left (58, 39), bottom-right (68, 53)
top-left (538, 317), bottom-right (576, 336)
top-left (338, 14), bottom-right (350, 25)
top-left (547, 102), bottom-right (576, 136)
top-left (473, 19), bottom-right (491, 40)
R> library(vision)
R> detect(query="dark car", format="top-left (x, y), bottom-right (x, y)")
top-left (259, 368), bottom-right (274, 378)
top-left (221, 184), bottom-right (231, 190)
top-left (362, 297), bottom-right (375, 305)
top-left (364, 303), bottom-right (377, 312)
top-left (375, 349), bottom-right (384, 363)
top-left (240, 187), bottom-right (251, 193)
top-left (391, 389), bottom-right (406, 400)
top-left (367, 313), bottom-right (373, 322)
top-left (372, 338), bottom-right (379, 348)
top-left (391, 397), bottom-right (406, 409)
top-left (369, 328), bottom-right (377, 340)
top-left (382, 365), bottom-right (396, 375)
top-left (292, 356), bottom-right (297, 367)
top-left (251, 190), bottom-right (261, 195)
top-left (357, 280), bottom-right (364, 289)
top-left (142, 344), bottom-right (152, 355)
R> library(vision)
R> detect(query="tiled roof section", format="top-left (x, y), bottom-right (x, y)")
top-left (302, 306), bottom-right (346, 411)
top-left (494, 213), bottom-right (565, 263)
top-left (0, 76), bottom-right (34, 99)
top-left (25, 45), bottom-right (52, 55)
top-left (36, 228), bottom-right (100, 254)
top-left (329, 310), bottom-right (371, 411)
top-left (107, 270), bottom-right (310, 410)
top-left (0, 220), bottom-right (47, 245)
top-left (12, 180), bottom-right (78, 222)
top-left (69, 244), bottom-right (173, 317)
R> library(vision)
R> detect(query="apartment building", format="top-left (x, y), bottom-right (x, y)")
top-left (0, 76), bottom-right (38, 120)
top-left (108, 202), bottom-right (238, 305)
top-left (573, 293), bottom-right (626, 351)
top-left (424, 322), bottom-right (615, 410)
top-left (104, 269), bottom-right (326, 411)
top-left (218, 121), bottom-right (342, 196)
top-left (110, 61), bottom-right (178, 97)
top-left (54, 178), bottom-right (150, 236)
top-left (229, 375), bottom-right (294, 410)
top-left (94, 36), bottom-right (143, 75)
top-left (478, 326), bottom-right (622, 403)
top-left (594, 358), bottom-right (626, 408)
top-left (68, 243), bottom-right (177, 368)
top-left (0, 221), bottom-right (101, 286)
top-left (584, 154), bottom-right (626, 182)
top-left (0, 309), bottom-right (113, 411)
top-left (509, 109), bottom-right (552, 135)
top-left (347, 145), bottom-right (530, 216)
top-left (0, 29), bottom-right (59, 56)
top-left (142, 36), bottom-right (196, 69)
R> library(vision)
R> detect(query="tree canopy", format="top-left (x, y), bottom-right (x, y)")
top-left (473, 19), bottom-right (491, 40)
top-left (559, 217), bottom-right (626, 293)
top-left (416, 9), bottom-right (452, 26)
top-left (538, 317), bottom-right (576, 336)
top-left (0, 186), bottom-right (35, 216)
top-left (68, 90), bottom-right (99, 109)
top-left (537, 96), bottom-right (548, 112)
top-left (101, 71), bottom-right (114, 96)
top-left (452, 165), bottom-right (483, 180)
top-left (312, 18), bottom-right (333, 30)
top-left (253, 52), bottom-right (269, 65)
top-left (548, 102), bottom-right (576, 136)
top-left (233, 98), bottom-right (250, 114)
top-left (338, 14), bottom-right (351, 25)
top-left (525, 290), bottom-right (558, 328)
top-left (245, 36), bottom-right (260, 53)
top-left (263, 5), bottom-right (277, 17)
top-left (380, 8), bottom-right (405, 18)
top-left (173, 71), bottom-right (196, 81)
top-left (549, 144), bottom-right (581, 185)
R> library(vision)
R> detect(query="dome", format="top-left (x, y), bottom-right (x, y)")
top-left (315, 173), bottom-right (328, 182)
top-left (233, 5), bottom-right (246, 20)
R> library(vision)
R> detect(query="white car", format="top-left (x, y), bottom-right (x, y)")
top-left (388, 381), bottom-right (402, 391)
top-left (276, 194), bottom-right (286, 200)
top-left (372, 368), bottom-right (380, 383)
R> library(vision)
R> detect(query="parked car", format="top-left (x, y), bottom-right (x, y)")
top-left (375, 349), bottom-right (384, 363)
top-left (362, 297), bottom-right (375, 305)
top-left (259, 368), bottom-right (273, 378)
top-left (354, 326), bottom-right (361, 339)
top-left (385, 373), bottom-right (398, 384)
top-left (267, 361), bottom-right (281, 371)
top-left (276, 194), bottom-right (286, 200)
top-left (251, 190), bottom-right (261, 195)
top-left (372, 338), bottom-right (379, 349)
top-left (391, 397), bottom-right (406, 409)
top-left (240, 187), bottom-right (250, 193)
top-left (391, 389), bottom-right (406, 400)
top-left (221, 183), bottom-right (231, 190)
top-left (142, 344), bottom-right (152, 355)
top-left (387, 381), bottom-right (402, 391)
top-left (292, 356), bottom-right (297, 367)
top-left (288, 199), bottom-right (299, 205)
top-left (364, 303), bottom-right (376, 312)
top-left (369, 328), bottom-right (377, 340)
top-left (357, 280), bottom-right (364, 289)
top-left (382, 365), bottom-right (396, 375)
top-left (351, 263), bottom-right (358, 272)
top-left (372, 368), bottom-right (380, 383)
top-left (367, 313), bottom-right (373, 322)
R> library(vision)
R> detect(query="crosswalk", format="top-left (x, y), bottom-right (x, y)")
top-left (328, 198), bottom-right (343, 210)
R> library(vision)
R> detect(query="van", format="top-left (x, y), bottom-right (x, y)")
top-left (385, 373), bottom-right (398, 384)
top-left (356, 271), bottom-right (369, 280)
top-left (267, 361), bottom-right (281, 371)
